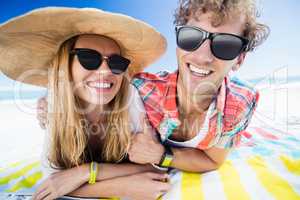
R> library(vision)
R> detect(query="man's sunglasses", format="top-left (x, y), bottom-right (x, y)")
top-left (175, 25), bottom-right (250, 60)
top-left (70, 48), bottom-right (130, 74)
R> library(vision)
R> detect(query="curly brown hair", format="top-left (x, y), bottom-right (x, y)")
top-left (174, 0), bottom-right (270, 51)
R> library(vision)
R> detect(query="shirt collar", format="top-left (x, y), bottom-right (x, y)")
top-left (159, 72), bottom-right (229, 141)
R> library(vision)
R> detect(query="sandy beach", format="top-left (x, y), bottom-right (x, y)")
top-left (0, 100), bottom-right (44, 164)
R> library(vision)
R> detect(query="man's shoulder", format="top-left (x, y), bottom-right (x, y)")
top-left (222, 76), bottom-right (259, 129)
top-left (131, 70), bottom-right (176, 90)
top-left (226, 76), bottom-right (259, 106)
top-left (132, 70), bottom-right (172, 83)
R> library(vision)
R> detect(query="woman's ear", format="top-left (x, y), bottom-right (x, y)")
top-left (232, 52), bottom-right (246, 71)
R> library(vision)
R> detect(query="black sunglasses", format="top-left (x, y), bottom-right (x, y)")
top-left (70, 48), bottom-right (130, 74)
top-left (175, 25), bottom-right (250, 60)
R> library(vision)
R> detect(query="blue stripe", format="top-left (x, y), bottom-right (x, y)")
top-left (230, 76), bottom-right (256, 93)
top-left (131, 78), bottom-right (144, 89)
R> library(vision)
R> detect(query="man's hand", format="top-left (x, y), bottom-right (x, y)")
top-left (37, 96), bottom-right (48, 129)
top-left (128, 117), bottom-right (165, 165)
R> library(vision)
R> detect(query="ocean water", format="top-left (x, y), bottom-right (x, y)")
top-left (0, 90), bottom-right (46, 101)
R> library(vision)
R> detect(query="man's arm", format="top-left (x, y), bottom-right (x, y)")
top-left (169, 146), bottom-right (229, 172)
top-left (128, 132), bottom-right (230, 172)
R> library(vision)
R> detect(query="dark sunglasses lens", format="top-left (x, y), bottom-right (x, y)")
top-left (177, 27), bottom-right (204, 51)
top-left (211, 35), bottom-right (244, 60)
top-left (108, 55), bottom-right (130, 74)
top-left (77, 50), bottom-right (102, 70)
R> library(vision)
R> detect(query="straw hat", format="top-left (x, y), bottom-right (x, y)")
top-left (0, 7), bottom-right (167, 87)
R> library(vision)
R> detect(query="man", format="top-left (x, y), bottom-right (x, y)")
top-left (38, 0), bottom-right (269, 173)
top-left (128, 0), bottom-right (269, 172)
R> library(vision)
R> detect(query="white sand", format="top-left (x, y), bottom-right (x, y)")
top-left (253, 83), bottom-right (300, 134)
top-left (0, 100), bottom-right (44, 164)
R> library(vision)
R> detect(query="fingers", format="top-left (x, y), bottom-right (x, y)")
top-left (37, 96), bottom-right (48, 129)
top-left (141, 115), bottom-right (148, 133)
top-left (159, 181), bottom-right (171, 191)
top-left (43, 193), bottom-right (55, 200)
top-left (37, 111), bottom-right (47, 129)
top-left (140, 114), bottom-right (159, 142)
top-left (140, 115), bottom-right (151, 136)
top-left (146, 172), bottom-right (169, 181)
top-left (155, 181), bottom-right (171, 199)
top-left (37, 96), bottom-right (48, 110)
top-left (39, 121), bottom-right (46, 130)
top-left (156, 190), bottom-right (168, 199)
top-left (35, 189), bottom-right (51, 200)
top-left (33, 185), bottom-right (50, 200)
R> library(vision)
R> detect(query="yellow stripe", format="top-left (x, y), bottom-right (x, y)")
top-left (6, 171), bottom-right (42, 192)
top-left (0, 160), bottom-right (24, 173)
top-left (280, 155), bottom-right (300, 176)
top-left (0, 162), bottom-right (40, 185)
top-left (181, 172), bottom-right (204, 200)
top-left (218, 161), bottom-right (251, 200)
top-left (247, 156), bottom-right (300, 200)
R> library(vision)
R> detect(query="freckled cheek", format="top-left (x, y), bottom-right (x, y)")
top-left (177, 52), bottom-right (189, 73)
top-left (71, 61), bottom-right (90, 84)
top-left (214, 59), bottom-right (235, 75)
top-left (113, 75), bottom-right (124, 91)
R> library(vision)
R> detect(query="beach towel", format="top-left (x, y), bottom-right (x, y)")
top-left (1, 126), bottom-right (299, 200)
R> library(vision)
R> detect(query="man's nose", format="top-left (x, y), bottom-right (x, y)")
top-left (190, 39), bottom-right (214, 63)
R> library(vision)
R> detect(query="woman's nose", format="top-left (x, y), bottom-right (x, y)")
top-left (95, 58), bottom-right (111, 74)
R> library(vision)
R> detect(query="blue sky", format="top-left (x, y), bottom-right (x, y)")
top-left (0, 0), bottom-right (299, 87)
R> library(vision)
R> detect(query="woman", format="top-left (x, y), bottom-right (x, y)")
top-left (0, 7), bottom-right (169, 200)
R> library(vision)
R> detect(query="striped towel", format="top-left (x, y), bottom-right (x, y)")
top-left (1, 127), bottom-right (299, 200)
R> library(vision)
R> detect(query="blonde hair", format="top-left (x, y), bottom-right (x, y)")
top-left (48, 36), bottom-right (131, 169)
top-left (174, 0), bottom-right (270, 51)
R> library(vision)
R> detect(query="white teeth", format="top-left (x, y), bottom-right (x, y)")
top-left (87, 82), bottom-right (112, 89)
top-left (189, 64), bottom-right (212, 76)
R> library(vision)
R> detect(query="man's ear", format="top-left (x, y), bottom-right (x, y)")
top-left (232, 52), bottom-right (246, 71)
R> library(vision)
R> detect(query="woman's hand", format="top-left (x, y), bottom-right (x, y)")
top-left (37, 96), bottom-right (48, 129)
top-left (119, 172), bottom-right (171, 200)
top-left (32, 164), bottom-right (89, 200)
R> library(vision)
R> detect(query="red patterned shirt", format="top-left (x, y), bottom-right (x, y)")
top-left (132, 71), bottom-right (259, 149)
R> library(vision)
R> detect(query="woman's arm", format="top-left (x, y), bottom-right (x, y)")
top-left (33, 171), bottom-right (170, 200)
top-left (34, 162), bottom-right (162, 200)
top-left (69, 172), bottom-right (170, 200)
top-left (94, 163), bottom-right (155, 181)
top-left (69, 162), bottom-right (157, 182)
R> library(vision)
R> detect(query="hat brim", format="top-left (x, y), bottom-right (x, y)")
top-left (0, 7), bottom-right (167, 87)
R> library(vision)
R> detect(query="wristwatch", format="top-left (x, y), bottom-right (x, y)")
top-left (152, 145), bottom-right (174, 171)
